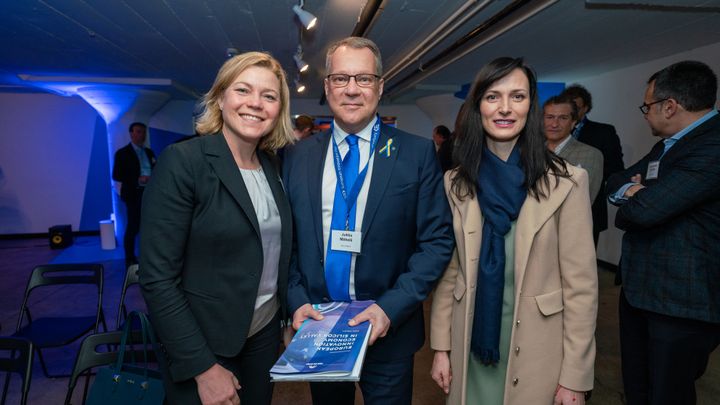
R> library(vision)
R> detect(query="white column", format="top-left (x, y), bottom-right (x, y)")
top-left (415, 93), bottom-right (464, 131)
top-left (75, 87), bottom-right (170, 242)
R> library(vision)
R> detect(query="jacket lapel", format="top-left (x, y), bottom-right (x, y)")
top-left (204, 133), bottom-right (261, 238)
top-left (309, 132), bottom-right (331, 254)
top-left (514, 176), bottom-right (573, 290)
top-left (361, 125), bottom-right (397, 242)
top-left (454, 192), bottom-right (483, 282)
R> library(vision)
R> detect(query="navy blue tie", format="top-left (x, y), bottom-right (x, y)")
top-left (325, 134), bottom-right (359, 301)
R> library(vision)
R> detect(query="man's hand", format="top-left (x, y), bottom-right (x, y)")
top-left (138, 175), bottom-right (151, 185)
top-left (431, 351), bottom-right (452, 394)
top-left (554, 385), bottom-right (585, 405)
top-left (194, 363), bottom-right (240, 405)
top-left (624, 173), bottom-right (645, 198)
top-left (292, 303), bottom-right (324, 330)
top-left (348, 303), bottom-right (390, 345)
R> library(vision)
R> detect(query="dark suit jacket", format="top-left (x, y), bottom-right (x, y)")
top-left (282, 124), bottom-right (454, 360)
top-left (112, 142), bottom-right (156, 202)
top-left (139, 134), bottom-right (292, 382)
top-left (607, 113), bottom-right (720, 323)
top-left (576, 119), bottom-right (624, 232)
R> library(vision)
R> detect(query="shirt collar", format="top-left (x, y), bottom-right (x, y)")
top-left (553, 135), bottom-right (573, 154)
top-left (332, 116), bottom-right (377, 145)
top-left (668, 109), bottom-right (718, 142)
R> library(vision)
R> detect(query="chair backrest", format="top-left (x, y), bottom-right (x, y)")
top-left (116, 264), bottom-right (140, 329)
top-left (0, 337), bottom-right (34, 405)
top-left (63, 329), bottom-right (158, 405)
top-left (15, 263), bottom-right (104, 333)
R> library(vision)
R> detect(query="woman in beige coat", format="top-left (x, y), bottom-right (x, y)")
top-left (430, 57), bottom-right (598, 405)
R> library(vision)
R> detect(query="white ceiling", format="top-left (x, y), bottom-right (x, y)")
top-left (1, 0), bottom-right (719, 103)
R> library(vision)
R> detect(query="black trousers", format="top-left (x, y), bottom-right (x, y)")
top-left (310, 353), bottom-right (414, 405)
top-left (123, 190), bottom-right (143, 265)
top-left (163, 312), bottom-right (280, 405)
top-left (619, 290), bottom-right (720, 405)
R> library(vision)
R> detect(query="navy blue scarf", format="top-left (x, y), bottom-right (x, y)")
top-left (470, 144), bottom-right (526, 364)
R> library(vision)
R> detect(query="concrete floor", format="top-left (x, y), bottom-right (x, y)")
top-left (1, 236), bottom-right (718, 404)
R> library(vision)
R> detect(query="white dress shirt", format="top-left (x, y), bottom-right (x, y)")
top-left (322, 118), bottom-right (377, 299)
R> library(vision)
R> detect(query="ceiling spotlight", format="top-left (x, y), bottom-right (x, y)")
top-left (295, 79), bottom-right (306, 93)
top-left (294, 47), bottom-right (309, 73)
top-left (293, 1), bottom-right (317, 30)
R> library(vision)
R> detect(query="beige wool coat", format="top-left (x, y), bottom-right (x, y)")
top-left (430, 166), bottom-right (598, 405)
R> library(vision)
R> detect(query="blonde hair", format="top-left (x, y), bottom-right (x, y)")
top-left (195, 52), bottom-right (294, 151)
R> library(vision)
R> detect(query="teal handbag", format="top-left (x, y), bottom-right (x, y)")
top-left (86, 311), bottom-right (165, 404)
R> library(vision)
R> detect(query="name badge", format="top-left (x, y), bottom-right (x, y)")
top-left (646, 161), bottom-right (660, 180)
top-left (331, 230), bottom-right (362, 253)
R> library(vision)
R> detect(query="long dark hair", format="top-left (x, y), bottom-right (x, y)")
top-left (451, 57), bottom-right (568, 200)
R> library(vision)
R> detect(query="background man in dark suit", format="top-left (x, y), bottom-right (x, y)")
top-left (562, 84), bottom-right (624, 245)
top-left (608, 60), bottom-right (720, 405)
top-left (283, 37), bottom-right (454, 404)
top-left (112, 122), bottom-right (155, 267)
top-left (433, 124), bottom-right (453, 172)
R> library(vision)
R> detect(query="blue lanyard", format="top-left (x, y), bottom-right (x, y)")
top-left (330, 116), bottom-right (381, 229)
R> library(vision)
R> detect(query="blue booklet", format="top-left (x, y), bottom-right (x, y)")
top-left (270, 300), bottom-right (374, 381)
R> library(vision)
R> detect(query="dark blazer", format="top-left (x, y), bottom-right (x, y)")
top-left (282, 124), bottom-right (454, 360)
top-left (139, 133), bottom-right (292, 382)
top-left (607, 113), bottom-right (720, 323)
top-left (436, 138), bottom-right (454, 172)
top-left (112, 142), bottom-right (156, 202)
top-left (576, 119), bottom-right (624, 233)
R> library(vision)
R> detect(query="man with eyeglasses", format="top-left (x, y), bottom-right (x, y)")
top-left (543, 94), bottom-right (603, 201)
top-left (608, 60), bottom-right (720, 405)
top-left (282, 37), bottom-right (453, 404)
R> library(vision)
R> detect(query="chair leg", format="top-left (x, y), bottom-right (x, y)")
top-left (82, 370), bottom-right (92, 405)
top-left (62, 386), bottom-right (73, 405)
top-left (35, 347), bottom-right (52, 378)
top-left (20, 379), bottom-right (29, 405)
top-left (2, 372), bottom-right (11, 405)
top-left (35, 347), bottom-right (72, 379)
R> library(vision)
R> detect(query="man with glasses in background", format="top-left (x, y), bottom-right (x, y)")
top-left (282, 36), bottom-right (453, 404)
top-left (608, 60), bottom-right (720, 405)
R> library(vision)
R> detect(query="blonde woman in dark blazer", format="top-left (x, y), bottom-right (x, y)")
top-left (140, 52), bottom-right (294, 405)
top-left (430, 57), bottom-right (598, 405)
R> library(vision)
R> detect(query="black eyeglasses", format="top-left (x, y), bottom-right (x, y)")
top-left (326, 74), bottom-right (381, 88)
top-left (638, 98), bottom-right (669, 114)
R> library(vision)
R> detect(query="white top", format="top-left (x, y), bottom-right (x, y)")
top-left (240, 166), bottom-right (281, 336)
top-left (322, 118), bottom-right (377, 299)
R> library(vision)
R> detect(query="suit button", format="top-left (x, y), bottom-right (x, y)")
top-left (515, 346), bottom-right (520, 355)
top-left (516, 319), bottom-right (520, 327)
top-left (322, 297), bottom-right (330, 303)
top-left (513, 377), bottom-right (519, 386)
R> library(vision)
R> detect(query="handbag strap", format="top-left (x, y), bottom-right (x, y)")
top-left (115, 311), bottom-right (158, 378)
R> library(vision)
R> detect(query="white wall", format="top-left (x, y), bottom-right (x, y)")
top-left (0, 93), bottom-right (99, 233)
top-left (560, 40), bottom-right (720, 264)
top-left (149, 99), bottom-right (197, 135)
top-left (0, 91), bottom-right (198, 235)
